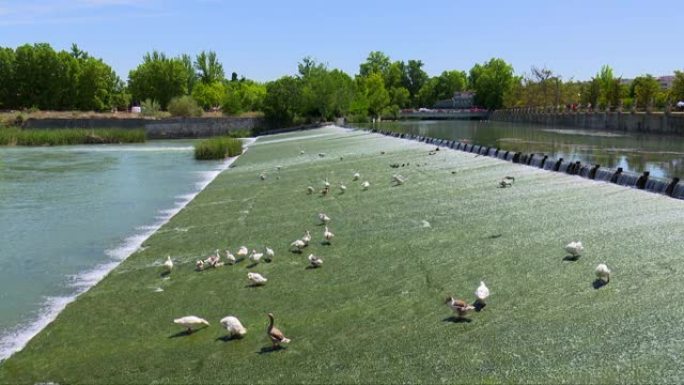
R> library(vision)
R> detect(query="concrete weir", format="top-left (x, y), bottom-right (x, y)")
top-left (369, 128), bottom-right (684, 200)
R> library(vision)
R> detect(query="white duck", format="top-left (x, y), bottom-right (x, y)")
top-left (237, 246), bottom-right (249, 257)
top-left (290, 239), bottom-right (306, 252)
top-left (595, 263), bottom-right (611, 283)
top-left (307, 186), bottom-right (315, 194)
top-left (308, 254), bottom-right (323, 268)
top-left (475, 281), bottom-right (490, 302)
top-left (265, 247), bottom-right (275, 262)
top-left (302, 230), bottom-right (312, 246)
top-left (220, 316), bottom-right (247, 338)
top-left (196, 260), bottom-right (205, 271)
top-left (353, 172), bottom-right (360, 181)
top-left (339, 184), bottom-right (347, 193)
top-left (323, 226), bottom-right (334, 243)
top-left (248, 272), bottom-right (268, 286)
top-left (361, 181), bottom-right (370, 190)
top-left (259, 173), bottom-right (266, 180)
top-left (174, 316), bottom-right (210, 334)
top-left (445, 297), bottom-right (475, 318)
top-left (225, 250), bottom-right (236, 265)
top-left (249, 249), bottom-right (264, 264)
top-left (564, 241), bottom-right (584, 258)
top-left (163, 256), bottom-right (173, 273)
top-left (392, 174), bottom-right (405, 185)
top-left (324, 178), bottom-right (331, 188)
top-left (318, 213), bottom-right (331, 224)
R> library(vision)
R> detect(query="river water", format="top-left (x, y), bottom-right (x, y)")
top-left (0, 141), bottom-right (226, 360)
top-left (351, 120), bottom-right (684, 180)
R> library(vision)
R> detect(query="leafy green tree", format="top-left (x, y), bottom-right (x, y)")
top-left (359, 51), bottom-right (391, 77)
top-left (405, 59), bottom-right (428, 103)
top-left (222, 88), bottom-right (243, 115)
top-left (0, 47), bottom-right (16, 108)
top-left (195, 51), bottom-right (224, 84)
top-left (181, 54), bottom-right (197, 94)
top-left (75, 57), bottom-right (117, 111)
top-left (671, 71), bottom-right (684, 102)
top-left (363, 72), bottom-right (390, 117)
top-left (236, 81), bottom-right (267, 112)
top-left (128, 51), bottom-right (188, 109)
top-left (168, 95), bottom-right (203, 117)
top-left (263, 76), bottom-right (301, 125)
top-left (632, 75), bottom-right (660, 109)
top-left (468, 58), bottom-right (515, 109)
top-left (389, 86), bottom-right (410, 109)
top-left (191, 81), bottom-right (225, 110)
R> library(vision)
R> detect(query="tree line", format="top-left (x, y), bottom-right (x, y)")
top-left (1, 43), bottom-right (683, 126)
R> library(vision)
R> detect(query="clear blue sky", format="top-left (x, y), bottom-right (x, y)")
top-left (1, 0), bottom-right (682, 82)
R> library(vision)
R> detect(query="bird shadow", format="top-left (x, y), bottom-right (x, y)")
top-left (563, 255), bottom-right (580, 262)
top-left (168, 327), bottom-right (207, 338)
top-left (320, 241), bottom-right (331, 246)
top-left (160, 271), bottom-right (171, 278)
top-left (234, 257), bottom-right (246, 264)
top-left (244, 283), bottom-right (264, 288)
top-left (257, 345), bottom-right (287, 355)
top-left (592, 279), bottom-right (609, 289)
top-left (246, 263), bottom-right (258, 269)
top-left (484, 234), bottom-right (502, 240)
top-left (473, 300), bottom-right (487, 312)
top-left (290, 250), bottom-right (302, 254)
top-left (305, 265), bottom-right (320, 270)
top-left (442, 316), bottom-right (472, 323)
top-left (216, 335), bottom-right (243, 343)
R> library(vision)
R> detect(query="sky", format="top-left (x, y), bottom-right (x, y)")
top-left (0, 0), bottom-right (682, 82)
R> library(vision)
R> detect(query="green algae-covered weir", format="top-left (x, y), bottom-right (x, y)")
top-left (2, 126), bottom-right (684, 384)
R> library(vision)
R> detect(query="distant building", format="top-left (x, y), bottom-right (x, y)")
top-left (434, 91), bottom-right (476, 109)
top-left (657, 75), bottom-right (675, 89)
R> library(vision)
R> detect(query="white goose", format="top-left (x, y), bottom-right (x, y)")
top-left (308, 254), bottom-right (323, 268)
top-left (237, 246), bottom-right (249, 257)
top-left (247, 272), bottom-right (268, 286)
top-left (249, 249), bottom-right (264, 264)
top-left (302, 230), bottom-right (312, 246)
top-left (225, 250), bottom-right (236, 265)
top-left (174, 316), bottom-right (209, 334)
top-left (307, 186), bottom-right (315, 194)
top-left (290, 239), bottom-right (306, 252)
top-left (564, 241), bottom-right (584, 258)
top-left (475, 281), bottom-right (490, 302)
top-left (220, 316), bottom-right (247, 338)
top-left (595, 264), bottom-right (611, 283)
top-left (353, 172), bottom-right (360, 181)
top-left (323, 226), bottom-right (334, 243)
top-left (196, 260), bottom-right (205, 271)
top-left (339, 184), bottom-right (347, 193)
top-left (163, 256), bottom-right (173, 273)
top-left (265, 247), bottom-right (275, 261)
top-left (361, 181), bottom-right (370, 190)
top-left (318, 213), bottom-right (331, 224)
top-left (392, 174), bottom-right (405, 185)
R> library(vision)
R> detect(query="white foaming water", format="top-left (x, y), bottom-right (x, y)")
top-left (0, 140), bottom-right (254, 362)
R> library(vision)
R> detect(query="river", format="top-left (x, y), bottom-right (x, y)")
top-left (0, 140), bottom-right (226, 360)
top-left (350, 120), bottom-right (684, 180)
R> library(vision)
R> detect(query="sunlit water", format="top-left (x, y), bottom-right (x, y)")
top-left (0, 141), bottom-right (227, 360)
top-left (350, 120), bottom-right (684, 179)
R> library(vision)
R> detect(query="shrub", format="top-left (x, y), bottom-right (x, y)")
top-left (194, 136), bottom-right (243, 160)
top-left (0, 128), bottom-right (145, 146)
top-left (168, 95), bottom-right (203, 117)
top-left (222, 91), bottom-right (243, 115)
top-left (140, 99), bottom-right (161, 117)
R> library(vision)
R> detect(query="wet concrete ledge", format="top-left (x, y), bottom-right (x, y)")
top-left (367, 128), bottom-right (684, 200)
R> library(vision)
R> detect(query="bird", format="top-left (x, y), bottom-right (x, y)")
top-left (323, 178), bottom-right (331, 188)
top-left (220, 316), bottom-right (247, 338)
top-left (204, 249), bottom-right (222, 268)
top-left (249, 250), bottom-right (264, 264)
top-left (475, 281), bottom-right (490, 304)
top-left (290, 239), bottom-right (306, 252)
top-left (318, 213), bottom-right (331, 224)
top-left (318, 153), bottom-right (326, 157)
top-left (276, 165), bottom-right (282, 171)
top-left (595, 263), bottom-right (611, 283)
top-left (225, 250), bottom-right (236, 265)
top-left (499, 176), bottom-right (515, 188)
top-left (361, 181), bottom-right (370, 190)
top-left (299, 150), bottom-right (305, 155)
top-left (302, 230), bottom-right (312, 246)
top-left (163, 256), bottom-right (173, 273)
top-left (265, 247), bottom-right (275, 262)
top-left (323, 226), bottom-right (334, 243)
top-left (248, 272), bottom-right (268, 286)
top-left (307, 186), bottom-right (315, 194)
top-left (564, 241), bottom-right (584, 258)
top-left (196, 260), bottom-right (205, 271)
top-left (237, 246), bottom-right (249, 257)
top-left (174, 316), bottom-right (210, 334)
top-left (266, 313), bottom-right (291, 348)
top-left (321, 186), bottom-right (330, 196)
top-left (445, 297), bottom-right (475, 318)
top-left (308, 254), bottom-right (323, 268)
top-left (260, 173), bottom-right (266, 180)
top-left (353, 172), bottom-right (360, 181)
top-left (339, 184), bottom-right (347, 193)
top-left (392, 174), bottom-right (405, 185)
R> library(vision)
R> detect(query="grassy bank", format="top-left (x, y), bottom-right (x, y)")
top-left (194, 136), bottom-right (244, 160)
top-left (2, 127), bottom-right (684, 383)
top-left (0, 128), bottom-right (146, 146)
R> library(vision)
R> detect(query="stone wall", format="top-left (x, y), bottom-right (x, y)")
top-left (23, 117), bottom-right (266, 139)
top-left (490, 109), bottom-right (684, 135)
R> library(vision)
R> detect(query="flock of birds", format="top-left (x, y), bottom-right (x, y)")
top-left (162, 145), bottom-right (614, 348)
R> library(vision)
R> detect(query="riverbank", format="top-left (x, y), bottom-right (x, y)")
top-left (0, 128), bottom-right (145, 146)
top-left (2, 127), bottom-right (684, 383)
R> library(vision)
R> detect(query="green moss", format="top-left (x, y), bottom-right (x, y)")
top-left (2, 127), bottom-right (684, 384)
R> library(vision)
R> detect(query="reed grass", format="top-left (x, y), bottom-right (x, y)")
top-left (194, 136), bottom-right (243, 160)
top-left (0, 128), bottom-right (146, 146)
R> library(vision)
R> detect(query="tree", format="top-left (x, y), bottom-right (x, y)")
top-left (262, 76), bottom-right (301, 125)
top-left (128, 51), bottom-right (189, 109)
top-left (468, 58), bottom-right (515, 110)
top-left (181, 54), bottom-right (197, 94)
top-left (191, 81), bottom-right (225, 110)
top-left (671, 71), bottom-right (684, 102)
top-left (0, 47), bottom-right (16, 108)
top-left (194, 51), bottom-right (224, 84)
top-left (632, 75), bottom-right (660, 109)
top-left (359, 51), bottom-right (391, 78)
top-left (405, 59), bottom-right (428, 103)
top-left (75, 57), bottom-right (117, 111)
top-left (362, 72), bottom-right (390, 117)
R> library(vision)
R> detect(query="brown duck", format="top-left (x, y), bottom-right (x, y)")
top-left (267, 313), bottom-right (291, 348)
